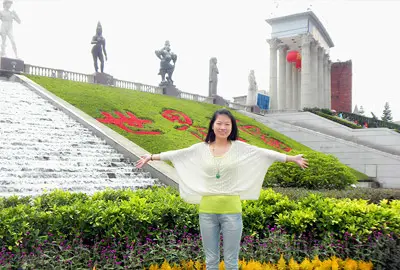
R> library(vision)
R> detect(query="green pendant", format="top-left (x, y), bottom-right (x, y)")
top-left (216, 173), bottom-right (221, 179)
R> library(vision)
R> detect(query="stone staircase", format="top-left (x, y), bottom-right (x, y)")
top-left (240, 110), bottom-right (400, 188)
top-left (0, 80), bottom-right (158, 197)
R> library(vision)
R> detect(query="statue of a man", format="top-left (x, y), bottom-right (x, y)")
top-left (209, 57), bottom-right (219, 96)
top-left (0, 0), bottom-right (21, 58)
top-left (155, 40), bottom-right (177, 85)
top-left (247, 70), bottom-right (258, 106)
top-left (91, 22), bottom-right (108, 73)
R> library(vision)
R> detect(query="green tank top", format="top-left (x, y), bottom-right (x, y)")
top-left (199, 195), bottom-right (242, 214)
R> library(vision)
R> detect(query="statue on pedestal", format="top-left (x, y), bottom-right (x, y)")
top-left (91, 22), bottom-right (108, 73)
top-left (155, 40), bottom-right (177, 86)
top-left (0, 0), bottom-right (21, 58)
top-left (208, 57), bottom-right (219, 96)
top-left (247, 70), bottom-right (258, 106)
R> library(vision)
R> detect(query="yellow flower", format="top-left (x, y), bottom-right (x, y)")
top-left (311, 255), bottom-right (321, 267)
top-left (343, 259), bottom-right (358, 270)
top-left (299, 258), bottom-right (313, 270)
top-left (288, 257), bottom-right (300, 270)
top-left (160, 260), bottom-right (172, 270)
top-left (358, 261), bottom-right (373, 270)
top-left (331, 256), bottom-right (339, 270)
top-left (277, 254), bottom-right (287, 270)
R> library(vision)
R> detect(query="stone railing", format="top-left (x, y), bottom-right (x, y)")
top-left (261, 109), bottom-right (299, 115)
top-left (24, 64), bottom-right (91, 83)
top-left (114, 79), bottom-right (163, 95)
top-left (22, 64), bottom-right (260, 111)
top-left (178, 91), bottom-right (213, 103)
top-left (228, 101), bottom-right (248, 111)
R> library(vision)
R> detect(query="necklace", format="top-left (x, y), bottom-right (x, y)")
top-left (211, 145), bottom-right (223, 179)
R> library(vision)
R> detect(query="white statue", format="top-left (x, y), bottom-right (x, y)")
top-left (247, 70), bottom-right (258, 106)
top-left (0, 0), bottom-right (21, 58)
top-left (209, 57), bottom-right (219, 97)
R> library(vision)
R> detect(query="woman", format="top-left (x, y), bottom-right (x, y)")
top-left (136, 109), bottom-right (308, 269)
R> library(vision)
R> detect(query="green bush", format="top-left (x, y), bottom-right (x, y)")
top-left (265, 151), bottom-right (358, 189)
top-left (320, 108), bottom-right (333, 115)
top-left (272, 187), bottom-right (400, 204)
top-left (0, 188), bottom-right (399, 249)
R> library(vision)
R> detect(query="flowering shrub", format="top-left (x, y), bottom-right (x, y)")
top-left (0, 188), bottom-right (399, 268)
top-left (0, 229), bottom-right (382, 269)
top-left (144, 256), bottom-right (373, 270)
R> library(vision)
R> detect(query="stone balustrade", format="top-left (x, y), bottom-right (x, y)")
top-left (22, 64), bottom-right (251, 109)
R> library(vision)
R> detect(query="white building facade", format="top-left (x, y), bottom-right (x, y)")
top-left (266, 11), bottom-right (334, 111)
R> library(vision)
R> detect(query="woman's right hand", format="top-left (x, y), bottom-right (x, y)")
top-left (135, 154), bottom-right (151, 169)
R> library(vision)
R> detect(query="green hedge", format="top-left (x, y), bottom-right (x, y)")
top-left (303, 108), bottom-right (362, 129)
top-left (272, 187), bottom-right (400, 204)
top-left (304, 108), bottom-right (400, 131)
top-left (265, 151), bottom-right (358, 189)
top-left (1, 188), bottom-right (399, 248)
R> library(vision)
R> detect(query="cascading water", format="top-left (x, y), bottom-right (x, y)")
top-left (0, 80), bottom-right (159, 197)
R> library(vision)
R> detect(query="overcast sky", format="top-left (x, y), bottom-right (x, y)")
top-left (9, 0), bottom-right (400, 121)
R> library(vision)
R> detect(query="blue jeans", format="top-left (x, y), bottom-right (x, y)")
top-left (199, 213), bottom-right (243, 270)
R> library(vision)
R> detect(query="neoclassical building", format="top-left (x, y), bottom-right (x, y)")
top-left (266, 11), bottom-right (334, 111)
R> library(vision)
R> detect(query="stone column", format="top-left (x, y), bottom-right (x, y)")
top-left (328, 60), bottom-right (332, 109)
top-left (318, 47), bottom-right (325, 108)
top-left (300, 34), bottom-right (312, 109)
top-left (292, 66), bottom-right (298, 110)
top-left (323, 53), bottom-right (329, 109)
top-left (286, 59), bottom-right (293, 109)
top-left (267, 38), bottom-right (280, 110)
top-left (310, 41), bottom-right (319, 107)
top-left (297, 69), bottom-right (301, 110)
top-left (278, 44), bottom-right (288, 110)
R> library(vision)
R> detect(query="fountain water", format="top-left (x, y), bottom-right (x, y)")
top-left (0, 80), bottom-right (159, 197)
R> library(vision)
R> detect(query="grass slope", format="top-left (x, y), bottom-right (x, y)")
top-left (28, 76), bottom-right (368, 180)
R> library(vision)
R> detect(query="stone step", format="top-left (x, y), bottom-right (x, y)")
top-left (0, 147), bottom-right (124, 156)
top-left (0, 165), bottom-right (141, 175)
top-left (0, 141), bottom-right (111, 149)
top-left (0, 160), bottom-right (130, 168)
top-left (0, 80), bottom-right (158, 196)
top-left (0, 125), bottom-right (93, 135)
top-left (0, 176), bottom-right (155, 185)
top-left (0, 155), bottom-right (126, 163)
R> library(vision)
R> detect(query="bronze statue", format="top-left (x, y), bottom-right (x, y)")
top-left (0, 0), bottom-right (21, 58)
top-left (91, 22), bottom-right (107, 73)
top-left (155, 40), bottom-right (177, 85)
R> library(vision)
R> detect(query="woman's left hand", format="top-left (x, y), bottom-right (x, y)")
top-left (293, 154), bottom-right (308, 169)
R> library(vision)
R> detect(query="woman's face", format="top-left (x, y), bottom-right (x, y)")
top-left (212, 114), bottom-right (232, 140)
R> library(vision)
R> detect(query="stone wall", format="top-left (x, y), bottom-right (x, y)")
top-left (331, 60), bottom-right (352, 113)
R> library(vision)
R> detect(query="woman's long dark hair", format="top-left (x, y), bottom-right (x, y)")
top-left (205, 109), bottom-right (238, 143)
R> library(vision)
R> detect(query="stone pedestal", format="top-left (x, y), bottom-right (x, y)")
top-left (93, 72), bottom-right (114, 86)
top-left (161, 83), bottom-right (180, 97)
top-left (248, 105), bottom-right (261, 114)
top-left (0, 57), bottom-right (24, 74)
top-left (212, 95), bottom-right (228, 106)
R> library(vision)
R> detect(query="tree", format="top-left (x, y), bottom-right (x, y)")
top-left (381, 102), bottom-right (393, 122)
top-left (359, 106), bottom-right (365, 116)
